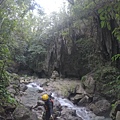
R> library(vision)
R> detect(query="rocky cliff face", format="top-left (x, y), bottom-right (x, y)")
top-left (45, 31), bottom-right (94, 78)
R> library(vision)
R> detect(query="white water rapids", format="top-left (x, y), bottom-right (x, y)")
top-left (26, 82), bottom-right (112, 120)
top-left (52, 93), bottom-right (111, 120)
top-left (26, 82), bottom-right (43, 91)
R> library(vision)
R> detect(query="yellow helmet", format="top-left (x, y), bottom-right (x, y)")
top-left (42, 94), bottom-right (49, 101)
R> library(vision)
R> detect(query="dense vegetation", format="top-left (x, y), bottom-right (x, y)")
top-left (0, 0), bottom-right (120, 105)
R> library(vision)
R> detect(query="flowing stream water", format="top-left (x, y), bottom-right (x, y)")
top-left (52, 93), bottom-right (112, 120)
top-left (23, 82), bottom-right (112, 120)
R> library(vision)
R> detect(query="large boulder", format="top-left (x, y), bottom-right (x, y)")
top-left (88, 99), bottom-right (111, 116)
top-left (75, 84), bottom-right (86, 94)
top-left (70, 94), bottom-right (84, 103)
top-left (60, 107), bottom-right (82, 120)
top-left (77, 95), bottom-right (89, 106)
top-left (81, 75), bottom-right (96, 95)
top-left (13, 104), bottom-right (38, 120)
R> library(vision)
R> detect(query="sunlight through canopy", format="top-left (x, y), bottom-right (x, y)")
top-left (35, 0), bottom-right (67, 14)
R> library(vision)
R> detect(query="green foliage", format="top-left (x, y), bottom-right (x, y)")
top-left (0, 71), bottom-right (10, 104)
top-left (98, 1), bottom-right (120, 38)
top-left (26, 43), bottom-right (47, 70)
top-left (75, 38), bottom-right (97, 70)
top-left (112, 27), bottom-right (120, 41)
top-left (111, 103), bottom-right (115, 109)
top-left (94, 66), bottom-right (120, 100)
top-left (28, 44), bottom-right (47, 55)
top-left (98, 4), bottom-right (113, 30)
top-left (94, 66), bottom-right (119, 82)
top-left (0, 0), bottom-right (44, 106)
top-left (6, 94), bottom-right (17, 104)
top-left (0, 91), bottom-right (17, 106)
top-left (81, 76), bottom-right (87, 82)
top-left (112, 54), bottom-right (120, 61)
top-left (104, 75), bottom-right (120, 99)
top-left (61, 30), bottom-right (69, 37)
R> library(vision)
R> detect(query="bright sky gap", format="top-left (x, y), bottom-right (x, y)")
top-left (35, 0), bottom-right (67, 14)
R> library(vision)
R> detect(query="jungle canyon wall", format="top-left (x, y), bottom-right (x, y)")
top-left (45, 1), bottom-right (120, 78)
top-left (45, 27), bottom-right (95, 78)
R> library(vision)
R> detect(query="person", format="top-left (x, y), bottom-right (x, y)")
top-left (42, 94), bottom-right (54, 120)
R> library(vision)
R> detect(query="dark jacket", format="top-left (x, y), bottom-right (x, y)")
top-left (44, 98), bottom-right (53, 120)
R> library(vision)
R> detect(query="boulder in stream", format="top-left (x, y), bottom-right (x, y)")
top-left (88, 99), bottom-right (111, 116)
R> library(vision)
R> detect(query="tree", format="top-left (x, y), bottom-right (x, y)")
top-left (0, 0), bottom-right (44, 102)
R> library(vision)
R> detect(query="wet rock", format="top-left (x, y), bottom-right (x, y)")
top-left (88, 99), bottom-right (111, 116)
top-left (20, 84), bottom-right (28, 92)
top-left (60, 107), bottom-right (82, 120)
top-left (6, 113), bottom-right (14, 120)
top-left (70, 94), bottom-right (84, 103)
top-left (77, 95), bottom-right (89, 106)
top-left (51, 70), bottom-right (59, 80)
top-left (0, 115), bottom-right (5, 120)
top-left (76, 84), bottom-right (86, 94)
top-left (88, 103), bottom-right (99, 114)
top-left (13, 104), bottom-right (38, 120)
top-left (19, 91), bottom-right (28, 97)
top-left (37, 106), bottom-right (44, 111)
top-left (20, 77), bottom-right (34, 84)
top-left (7, 87), bottom-right (16, 96)
top-left (3, 102), bottom-right (16, 114)
top-left (36, 89), bottom-right (44, 93)
top-left (53, 99), bottom-right (61, 109)
top-left (81, 75), bottom-right (96, 95)
top-left (116, 111), bottom-right (120, 120)
top-left (37, 100), bottom-right (44, 106)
